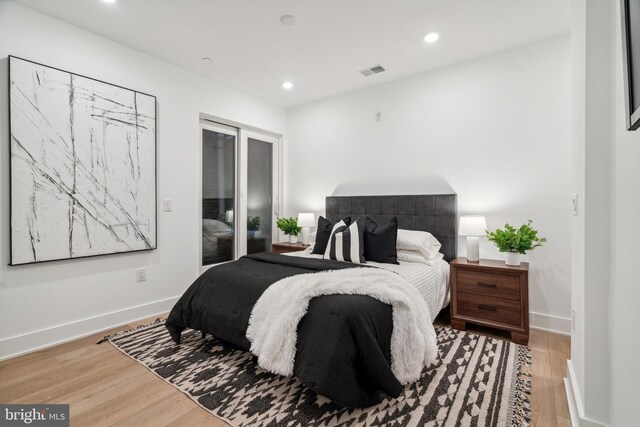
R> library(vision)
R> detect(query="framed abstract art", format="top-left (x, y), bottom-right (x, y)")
top-left (8, 56), bottom-right (157, 265)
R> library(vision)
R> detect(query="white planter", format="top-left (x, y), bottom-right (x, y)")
top-left (289, 234), bottom-right (298, 244)
top-left (505, 252), bottom-right (521, 266)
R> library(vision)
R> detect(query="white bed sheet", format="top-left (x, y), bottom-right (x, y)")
top-left (285, 249), bottom-right (450, 322)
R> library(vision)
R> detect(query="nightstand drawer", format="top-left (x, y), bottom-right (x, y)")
top-left (457, 270), bottom-right (521, 301)
top-left (457, 292), bottom-right (522, 326)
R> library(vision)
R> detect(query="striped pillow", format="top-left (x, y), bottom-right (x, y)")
top-left (323, 219), bottom-right (365, 264)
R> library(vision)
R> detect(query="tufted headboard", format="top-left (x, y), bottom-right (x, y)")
top-left (325, 194), bottom-right (458, 262)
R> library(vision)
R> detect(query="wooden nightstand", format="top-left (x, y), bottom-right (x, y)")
top-left (450, 257), bottom-right (529, 345)
top-left (272, 242), bottom-right (309, 254)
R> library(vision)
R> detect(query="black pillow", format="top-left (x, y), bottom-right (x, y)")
top-left (364, 217), bottom-right (399, 264)
top-left (324, 217), bottom-right (366, 264)
top-left (312, 216), bottom-right (351, 255)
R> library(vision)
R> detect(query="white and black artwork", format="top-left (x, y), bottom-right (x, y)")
top-left (9, 56), bottom-right (157, 265)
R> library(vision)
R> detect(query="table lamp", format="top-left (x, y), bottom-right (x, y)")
top-left (459, 215), bottom-right (487, 263)
top-left (297, 213), bottom-right (316, 245)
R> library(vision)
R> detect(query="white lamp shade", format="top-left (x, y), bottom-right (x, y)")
top-left (297, 213), bottom-right (316, 228)
top-left (225, 210), bottom-right (234, 223)
top-left (459, 215), bottom-right (487, 236)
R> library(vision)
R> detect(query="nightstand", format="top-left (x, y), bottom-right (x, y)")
top-left (272, 242), bottom-right (309, 254)
top-left (450, 257), bottom-right (529, 345)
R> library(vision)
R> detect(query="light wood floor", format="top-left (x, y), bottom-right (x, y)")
top-left (0, 316), bottom-right (571, 426)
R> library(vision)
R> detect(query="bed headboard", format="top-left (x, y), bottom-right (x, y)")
top-left (325, 194), bottom-right (458, 262)
top-left (202, 198), bottom-right (234, 221)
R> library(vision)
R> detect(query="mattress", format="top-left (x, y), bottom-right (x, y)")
top-left (287, 249), bottom-right (450, 321)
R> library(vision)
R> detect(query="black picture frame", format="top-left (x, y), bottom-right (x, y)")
top-left (621, 0), bottom-right (640, 130)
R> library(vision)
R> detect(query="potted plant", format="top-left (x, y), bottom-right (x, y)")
top-left (247, 216), bottom-right (261, 238)
top-left (486, 220), bottom-right (547, 266)
top-left (276, 217), bottom-right (302, 244)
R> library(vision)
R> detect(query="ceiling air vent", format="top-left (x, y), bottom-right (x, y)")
top-left (360, 64), bottom-right (386, 77)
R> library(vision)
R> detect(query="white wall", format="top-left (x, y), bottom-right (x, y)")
top-left (568, 0), bottom-right (620, 425)
top-left (0, 2), bottom-right (286, 360)
top-left (610, 0), bottom-right (640, 424)
top-left (568, 1), bottom-right (640, 425)
top-left (567, 0), bottom-right (614, 424)
top-left (569, 0), bottom-right (588, 415)
top-left (286, 36), bottom-right (572, 332)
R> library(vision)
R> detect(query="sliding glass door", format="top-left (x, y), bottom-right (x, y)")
top-left (201, 121), bottom-right (279, 267)
top-left (245, 134), bottom-right (276, 255)
top-left (201, 123), bottom-right (237, 266)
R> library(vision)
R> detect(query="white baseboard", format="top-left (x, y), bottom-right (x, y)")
top-left (530, 311), bottom-right (571, 335)
top-left (564, 359), bottom-right (606, 427)
top-left (564, 376), bottom-right (580, 427)
top-left (0, 299), bottom-right (571, 361)
top-left (0, 296), bottom-right (179, 362)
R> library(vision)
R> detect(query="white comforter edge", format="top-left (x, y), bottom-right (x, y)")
top-left (246, 267), bottom-right (439, 384)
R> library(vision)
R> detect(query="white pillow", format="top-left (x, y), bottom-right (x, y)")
top-left (202, 219), bottom-right (232, 240)
top-left (396, 229), bottom-right (442, 259)
top-left (397, 249), bottom-right (444, 266)
top-left (203, 219), bottom-right (232, 233)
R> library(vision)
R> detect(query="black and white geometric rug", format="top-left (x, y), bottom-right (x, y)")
top-left (105, 320), bottom-right (532, 426)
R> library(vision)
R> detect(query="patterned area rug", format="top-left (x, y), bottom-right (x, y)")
top-left (105, 320), bottom-right (532, 426)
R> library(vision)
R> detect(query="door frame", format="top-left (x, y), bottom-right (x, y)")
top-left (199, 117), bottom-right (282, 272)
top-left (199, 121), bottom-right (239, 271)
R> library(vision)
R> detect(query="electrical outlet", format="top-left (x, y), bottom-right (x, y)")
top-left (164, 198), bottom-right (173, 212)
top-left (571, 307), bottom-right (576, 332)
top-left (136, 267), bottom-right (147, 282)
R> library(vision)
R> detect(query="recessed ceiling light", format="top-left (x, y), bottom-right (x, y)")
top-left (282, 81), bottom-right (294, 90)
top-left (280, 15), bottom-right (297, 26)
top-left (423, 32), bottom-right (440, 43)
top-left (102, 0), bottom-right (116, 3)
top-left (202, 57), bottom-right (213, 62)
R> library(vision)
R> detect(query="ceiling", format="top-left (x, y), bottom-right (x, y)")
top-left (12, 0), bottom-right (571, 107)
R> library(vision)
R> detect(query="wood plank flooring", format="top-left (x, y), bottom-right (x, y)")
top-left (0, 316), bottom-right (571, 426)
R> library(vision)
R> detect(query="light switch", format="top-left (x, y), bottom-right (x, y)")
top-left (571, 193), bottom-right (578, 216)
top-left (164, 198), bottom-right (173, 212)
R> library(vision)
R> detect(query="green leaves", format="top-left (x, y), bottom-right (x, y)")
top-left (276, 217), bottom-right (302, 236)
top-left (247, 216), bottom-right (261, 230)
top-left (485, 220), bottom-right (547, 254)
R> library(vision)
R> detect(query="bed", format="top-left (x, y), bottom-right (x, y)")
top-left (167, 194), bottom-right (457, 407)
top-left (202, 198), bottom-right (234, 265)
top-left (285, 248), bottom-right (451, 319)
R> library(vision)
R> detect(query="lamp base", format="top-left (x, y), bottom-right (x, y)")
top-left (302, 227), bottom-right (311, 245)
top-left (466, 236), bottom-right (480, 262)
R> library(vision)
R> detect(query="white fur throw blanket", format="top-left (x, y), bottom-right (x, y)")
top-left (246, 267), bottom-right (439, 384)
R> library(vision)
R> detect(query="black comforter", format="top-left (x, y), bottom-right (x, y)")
top-left (166, 253), bottom-right (403, 407)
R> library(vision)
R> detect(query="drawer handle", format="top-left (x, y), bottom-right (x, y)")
top-left (478, 305), bottom-right (497, 311)
top-left (477, 282), bottom-right (497, 288)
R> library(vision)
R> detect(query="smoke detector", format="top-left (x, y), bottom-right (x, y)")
top-left (360, 64), bottom-right (386, 77)
top-left (280, 15), bottom-right (297, 26)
